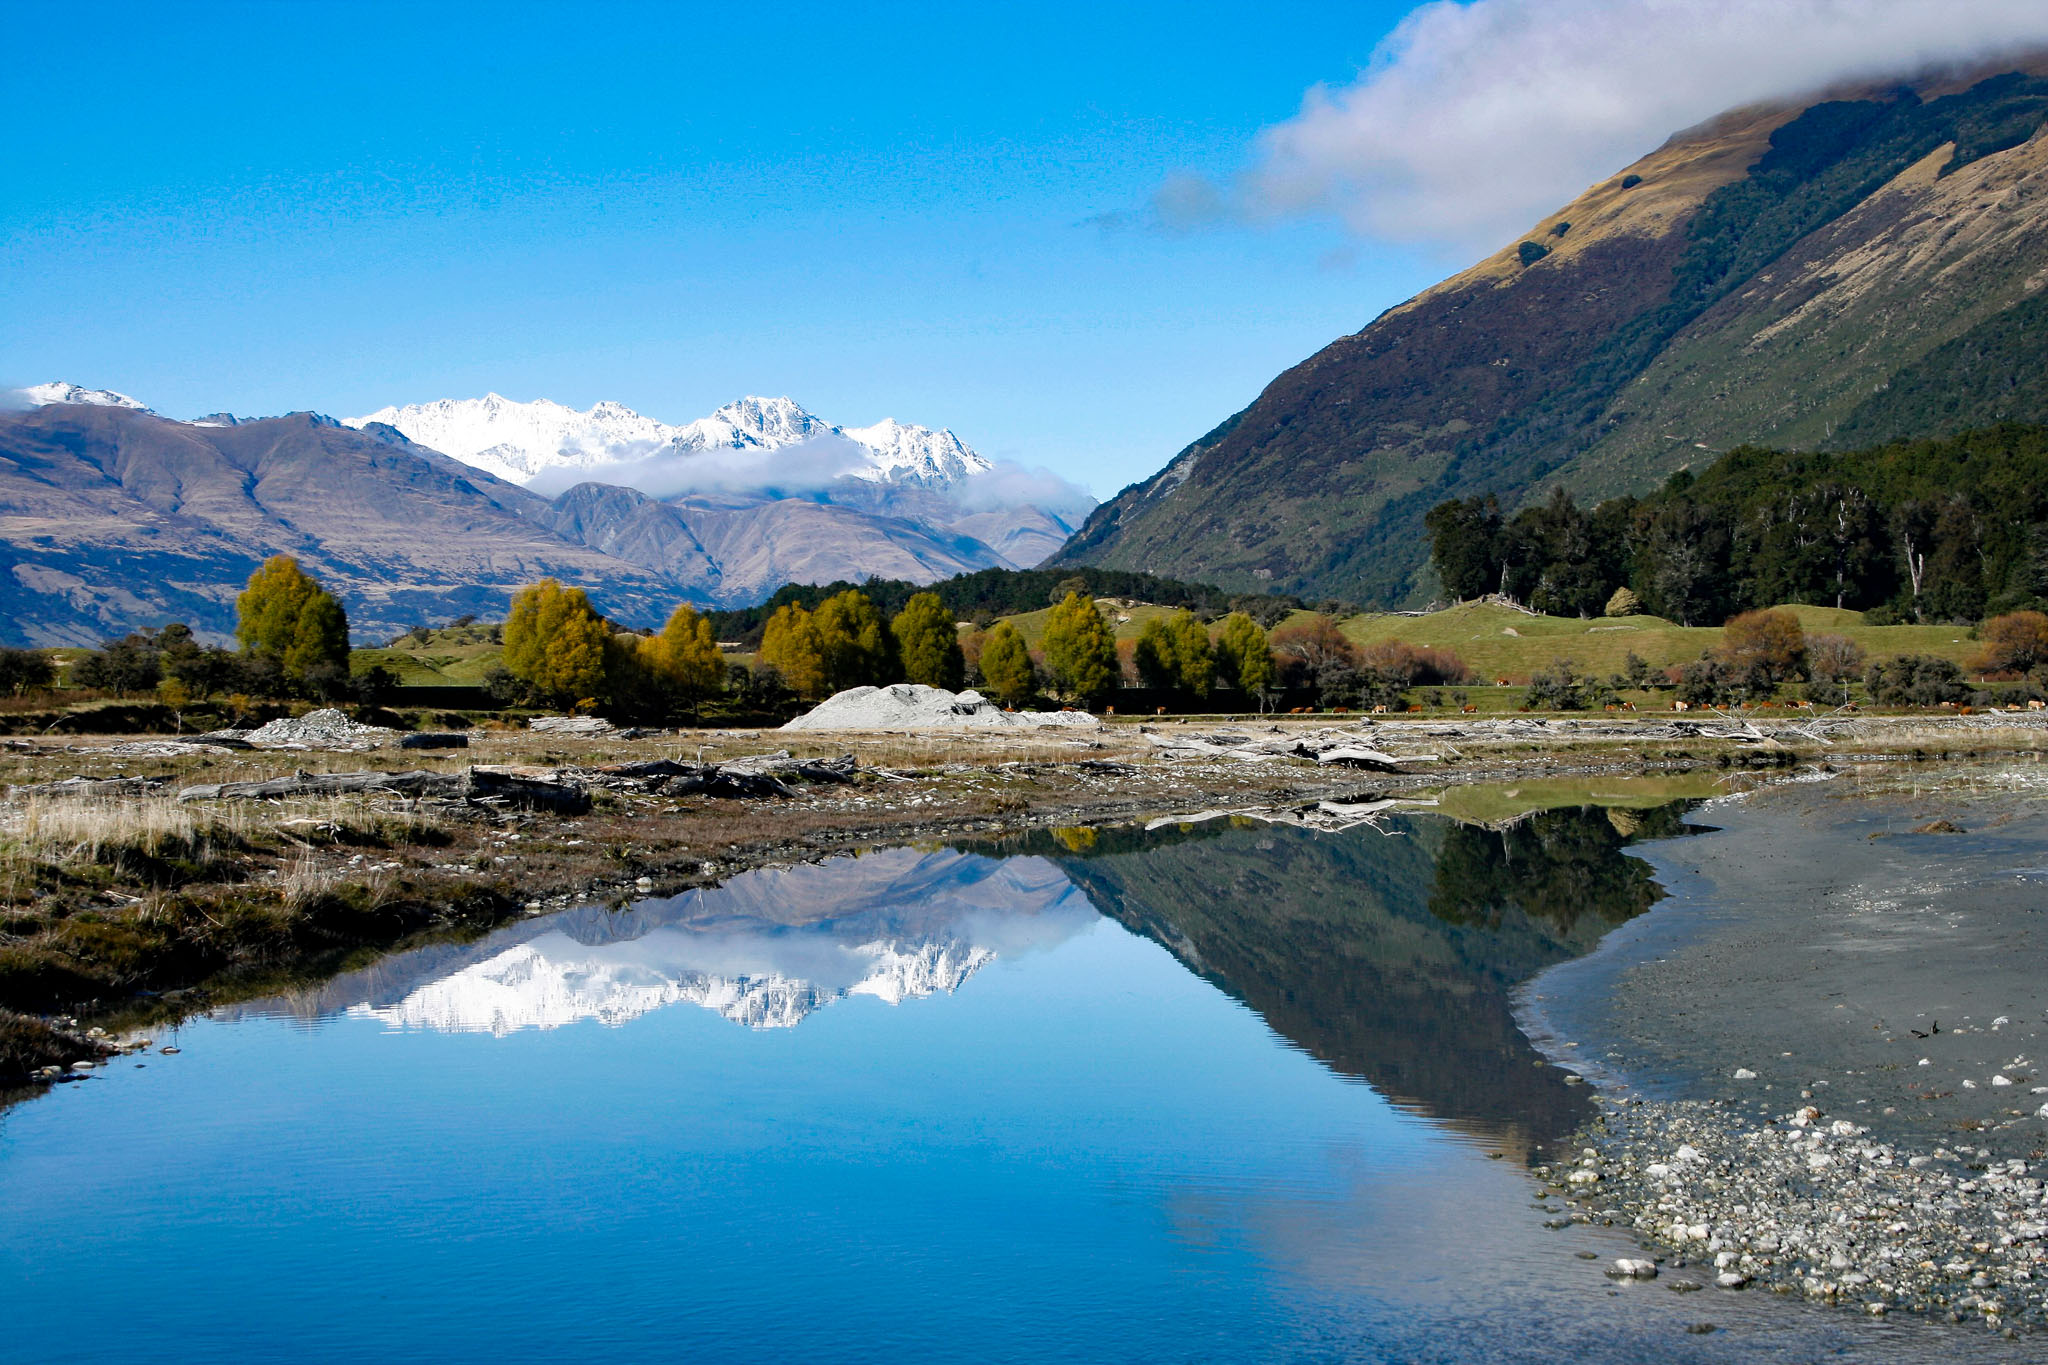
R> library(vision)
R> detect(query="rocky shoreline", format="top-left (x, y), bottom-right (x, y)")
top-left (1521, 765), bottom-right (2048, 1340)
top-left (1546, 1093), bottom-right (2046, 1338)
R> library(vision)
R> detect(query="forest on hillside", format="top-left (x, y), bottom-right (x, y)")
top-left (1425, 424), bottom-right (2048, 626)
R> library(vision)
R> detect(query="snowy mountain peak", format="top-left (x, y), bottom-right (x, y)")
top-left (18, 381), bottom-right (151, 412)
top-left (346, 390), bottom-right (995, 490)
top-left (843, 416), bottom-right (994, 487)
top-left (346, 393), bottom-right (677, 484)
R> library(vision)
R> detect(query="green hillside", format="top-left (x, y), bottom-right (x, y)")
top-left (1055, 65), bottom-right (2048, 608)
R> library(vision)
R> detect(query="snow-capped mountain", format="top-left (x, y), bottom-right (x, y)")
top-left (17, 381), bottom-right (151, 412)
top-left (346, 392), bottom-right (993, 489)
top-left (346, 393), bottom-right (677, 484)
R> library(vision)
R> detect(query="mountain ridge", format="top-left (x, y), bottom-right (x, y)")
top-left (1054, 59), bottom-right (2048, 607)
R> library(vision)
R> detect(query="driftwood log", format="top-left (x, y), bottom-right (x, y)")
top-left (10, 774), bottom-right (179, 799)
top-left (177, 767), bottom-right (590, 814)
top-left (581, 754), bottom-right (857, 798)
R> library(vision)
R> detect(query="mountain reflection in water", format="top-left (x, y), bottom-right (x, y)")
top-left (1012, 802), bottom-right (1690, 1150)
top-left (251, 850), bottom-right (1097, 1034)
top-left (241, 803), bottom-right (1688, 1148)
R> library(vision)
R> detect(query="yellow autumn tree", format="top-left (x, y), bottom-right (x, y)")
top-left (234, 555), bottom-right (349, 686)
top-left (502, 578), bottom-right (610, 709)
top-left (758, 602), bottom-right (830, 700)
top-left (891, 592), bottom-right (965, 690)
top-left (1041, 591), bottom-right (1118, 704)
top-left (813, 589), bottom-right (899, 692)
top-left (977, 621), bottom-right (1036, 705)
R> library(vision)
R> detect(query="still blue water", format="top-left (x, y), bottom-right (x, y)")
top-left (0, 815), bottom-right (2012, 1362)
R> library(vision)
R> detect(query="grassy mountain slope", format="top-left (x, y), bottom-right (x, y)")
top-left (1055, 62), bottom-right (2048, 607)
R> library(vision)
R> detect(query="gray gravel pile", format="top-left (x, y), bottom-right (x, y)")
top-left (238, 708), bottom-right (399, 751)
top-left (1558, 1093), bottom-right (2048, 1336)
top-left (782, 685), bottom-right (1100, 732)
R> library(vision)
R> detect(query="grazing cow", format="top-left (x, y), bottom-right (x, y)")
top-left (1673, 700), bottom-right (1690, 711)
top-left (1370, 705), bottom-right (1387, 714)
top-left (1105, 706), bottom-right (1115, 716)
top-left (1331, 706), bottom-right (1350, 714)
top-left (1461, 703), bottom-right (1479, 713)
top-left (1408, 704), bottom-right (1424, 713)
top-left (1621, 701), bottom-right (1636, 711)
top-left (1603, 703), bottom-right (1618, 712)
top-left (1156, 706), bottom-right (1167, 715)
top-left (2030, 699), bottom-right (2046, 711)
top-left (1290, 706), bottom-right (1311, 714)
top-left (1495, 677), bottom-right (1512, 687)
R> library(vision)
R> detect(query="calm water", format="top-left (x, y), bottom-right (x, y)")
top-left (0, 808), bottom-right (2011, 1362)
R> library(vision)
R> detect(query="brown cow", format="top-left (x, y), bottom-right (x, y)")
top-left (1461, 703), bottom-right (1478, 713)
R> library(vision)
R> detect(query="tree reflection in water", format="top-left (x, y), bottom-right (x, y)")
top-left (990, 803), bottom-right (1700, 1157)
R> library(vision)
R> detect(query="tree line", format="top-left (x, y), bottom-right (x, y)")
top-left (704, 566), bottom-right (1307, 648)
top-left (1425, 424), bottom-right (2048, 626)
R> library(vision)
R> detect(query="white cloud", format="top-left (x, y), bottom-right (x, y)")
top-left (950, 462), bottom-right (1098, 523)
top-left (528, 433), bottom-right (874, 500)
top-left (1185, 0), bottom-right (2048, 252)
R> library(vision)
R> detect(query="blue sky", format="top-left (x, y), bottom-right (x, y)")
top-left (16, 2), bottom-right (2044, 499)
top-left (2, 0), bottom-right (1438, 497)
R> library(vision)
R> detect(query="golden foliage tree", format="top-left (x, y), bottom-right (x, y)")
top-left (1215, 612), bottom-right (1276, 696)
top-left (977, 621), bottom-right (1036, 705)
top-left (235, 555), bottom-right (350, 683)
top-left (1041, 592), bottom-right (1118, 704)
top-left (503, 578), bottom-right (611, 709)
top-left (814, 589), bottom-right (899, 692)
top-left (656, 603), bottom-right (726, 699)
top-left (891, 592), bottom-right (965, 690)
top-left (1133, 610), bottom-right (1215, 696)
top-left (759, 603), bottom-right (830, 700)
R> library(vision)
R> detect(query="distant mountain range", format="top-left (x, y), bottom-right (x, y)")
top-left (0, 385), bottom-right (1087, 646)
top-left (346, 392), bottom-right (993, 489)
top-left (1056, 58), bottom-right (2048, 607)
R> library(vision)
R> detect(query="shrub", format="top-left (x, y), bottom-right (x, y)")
top-left (1718, 609), bottom-right (1806, 683)
top-left (1971, 611), bottom-right (2048, 676)
top-left (1549, 220), bottom-right (1571, 237)
top-left (1603, 586), bottom-right (1643, 618)
top-left (1525, 660), bottom-right (1587, 710)
top-left (1805, 633), bottom-right (1865, 684)
top-left (1517, 241), bottom-right (1550, 266)
top-left (1357, 640), bottom-right (1471, 686)
top-left (1865, 655), bottom-right (1969, 707)
top-left (0, 647), bottom-right (56, 697)
top-left (1620, 174), bottom-right (1643, 189)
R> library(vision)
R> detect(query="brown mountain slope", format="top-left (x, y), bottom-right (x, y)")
top-left (1056, 61), bottom-right (2048, 606)
top-left (0, 406), bottom-right (679, 645)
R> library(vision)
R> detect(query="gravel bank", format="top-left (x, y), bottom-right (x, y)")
top-left (1523, 764), bottom-right (2048, 1337)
